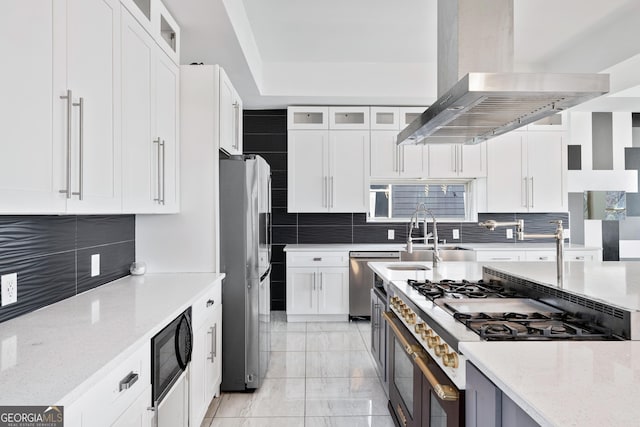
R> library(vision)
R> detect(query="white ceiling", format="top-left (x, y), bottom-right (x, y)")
top-left (164, 0), bottom-right (640, 109)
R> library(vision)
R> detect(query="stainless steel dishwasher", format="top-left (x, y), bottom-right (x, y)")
top-left (349, 251), bottom-right (400, 319)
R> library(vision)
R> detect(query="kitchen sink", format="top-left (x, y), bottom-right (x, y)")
top-left (386, 265), bottom-right (430, 271)
top-left (400, 247), bottom-right (476, 262)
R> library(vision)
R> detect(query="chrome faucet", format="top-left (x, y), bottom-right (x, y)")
top-left (478, 219), bottom-right (565, 287)
top-left (406, 203), bottom-right (441, 267)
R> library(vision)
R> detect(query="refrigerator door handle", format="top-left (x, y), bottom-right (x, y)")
top-left (260, 265), bottom-right (272, 283)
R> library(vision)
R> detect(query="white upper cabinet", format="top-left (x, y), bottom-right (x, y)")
top-left (153, 0), bottom-right (180, 64)
top-left (287, 107), bottom-right (329, 130)
top-left (329, 130), bottom-right (370, 212)
top-left (1, 0), bottom-right (180, 215)
top-left (329, 106), bottom-right (370, 130)
top-left (219, 67), bottom-right (243, 155)
top-left (121, 5), bottom-right (179, 213)
top-left (288, 128), bottom-right (369, 213)
top-left (427, 143), bottom-right (487, 178)
top-left (0, 3), bottom-right (65, 213)
top-left (370, 107), bottom-right (426, 179)
top-left (486, 130), bottom-right (566, 212)
top-left (56, 0), bottom-right (122, 214)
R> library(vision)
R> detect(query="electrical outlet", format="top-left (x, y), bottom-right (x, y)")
top-left (91, 254), bottom-right (100, 277)
top-left (506, 228), bottom-right (513, 239)
top-left (1, 273), bottom-right (18, 307)
top-left (388, 229), bottom-right (395, 240)
top-left (452, 229), bottom-right (460, 240)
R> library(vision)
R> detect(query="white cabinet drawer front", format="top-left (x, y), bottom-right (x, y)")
top-left (565, 250), bottom-right (600, 261)
top-left (74, 342), bottom-right (151, 426)
top-left (287, 252), bottom-right (349, 267)
top-left (524, 250), bottom-right (557, 261)
top-left (476, 251), bottom-right (522, 262)
top-left (192, 281), bottom-right (222, 328)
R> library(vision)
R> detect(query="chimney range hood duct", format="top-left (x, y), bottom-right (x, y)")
top-left (398, 0), bottom-right (609, 146)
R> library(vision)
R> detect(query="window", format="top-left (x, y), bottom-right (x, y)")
top-left (368, 182), bottom-right (470, 221)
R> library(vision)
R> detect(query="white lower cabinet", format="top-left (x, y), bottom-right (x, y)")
top-left (158, 371), bottom-right (189, 427)
top-left (475, 250), bottom-right (523, 262)
top-left (190, 282), bottom-right (223, 425)
top-left (65, 342), bottom-right (151, 427)
top-left (112, 385), bottom-right (153, 427)
top-left (477, 249), bottom-right (601, 262)
top-left (286, 251), bottom-right (349, 321)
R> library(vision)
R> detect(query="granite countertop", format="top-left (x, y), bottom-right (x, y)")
top-left (0, 273), bottom-right (225, 406)
top-left (284, 243), bottom-right (601, 252)
top-left (460, 341), bottom-right (640, 427)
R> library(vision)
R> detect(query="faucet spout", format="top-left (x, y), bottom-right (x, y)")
top-left (406, 203), bottom-right (440, 267)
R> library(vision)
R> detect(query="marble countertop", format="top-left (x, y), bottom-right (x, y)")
top-left (0, 273), bottom-right (225, 405)
top-left (460, 341), bottom-right (640, 427)
top-left (284, 243), bottom-right (600, 252)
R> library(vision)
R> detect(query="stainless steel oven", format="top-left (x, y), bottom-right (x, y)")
top-left (384, 311), bottom-right (463, 427)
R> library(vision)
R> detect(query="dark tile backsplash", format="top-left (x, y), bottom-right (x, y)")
top-left (244, 110), bottom-right (571, 310)
top-left (0, 215), bottom-right (135, 323)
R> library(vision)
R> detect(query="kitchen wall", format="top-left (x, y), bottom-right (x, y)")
top-left (567, 112), bottom-right (640, 260)
top-left (0, 215), bottom-right (135, 323)
top-left (244, 110), bottom-right (569, 310)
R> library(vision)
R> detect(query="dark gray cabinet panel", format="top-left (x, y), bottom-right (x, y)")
top-left (466, 362), bottom-right (540, 427)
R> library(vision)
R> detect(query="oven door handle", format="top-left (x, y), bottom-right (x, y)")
top-left (383, 311), bottom-right (459, 402)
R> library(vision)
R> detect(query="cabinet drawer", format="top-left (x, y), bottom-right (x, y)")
top-left (192, 281), bottom-right (222, 329)
top-left (288, 106), bottom-right (329, 129)
top-left (287, 252), bottom-right (349, 267)
top-left (73, 342), bottom-right (151, 426)
top-left (524, 250), bottom-right (556, 261)
top-left (565, 250), bottom-right (600, 261)
top-left (476, 251), bottom-right (522, 262)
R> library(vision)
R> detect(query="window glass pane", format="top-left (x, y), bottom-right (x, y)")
top-left (369, 182), bottom-right (467, 221)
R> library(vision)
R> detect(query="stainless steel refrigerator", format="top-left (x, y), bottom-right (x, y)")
top-left (219, 154), bottom-right (271, 391)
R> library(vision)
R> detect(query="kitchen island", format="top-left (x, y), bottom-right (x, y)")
top-left (369, 260), bottom-right (640, 427)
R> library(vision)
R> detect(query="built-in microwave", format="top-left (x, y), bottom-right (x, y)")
top-left (151, 307), bottom-right (193, 404)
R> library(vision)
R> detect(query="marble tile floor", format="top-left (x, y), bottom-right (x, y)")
top-left (200, 312), bottom-right (394, 427)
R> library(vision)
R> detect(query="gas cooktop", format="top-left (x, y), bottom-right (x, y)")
top-left (406, 278), bottom-right (624, 341)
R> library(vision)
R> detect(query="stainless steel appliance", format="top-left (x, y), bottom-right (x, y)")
top-left (349, 251), bottom-right (400, 319)
top-left (382, 274), bottom-right (630, 426)
top-left (150, 307), bottom-right (193, 427)
top-left (219, 155), bottom-right (271, 391)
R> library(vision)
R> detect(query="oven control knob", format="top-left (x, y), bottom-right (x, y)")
top-left (426, 336), bottom-right (441, 348)
top-left (435, 343), bottom-right (449, 357)
top-left (443, 352), bottom-right (459, 368)
top-left (420, 329), bottom-right (434, 340)
top-left (414, 323), bottom-right (427, 334)
top-left (406, 312), bottom-right (417, 324)
top-left (402, 307), bottom-right (412, 316)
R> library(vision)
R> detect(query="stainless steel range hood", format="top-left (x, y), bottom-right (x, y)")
top-left (397, 72), bottom-right (609, 145)
top-left (398, 0), bottom-right (610, 146)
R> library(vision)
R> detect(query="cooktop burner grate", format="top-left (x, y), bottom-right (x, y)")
top-left (407, 278), bottom-right (523, 301)
top-left (459, 312), bottom-right (623, 341)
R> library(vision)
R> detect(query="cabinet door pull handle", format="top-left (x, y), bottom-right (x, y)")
top-left (323, 176), bottom-right (327, 208)
top-left (153, 138), bottom-right (161, 202)
top-left (522, 177), bottom-right (528, 207)
top-left (119, 371), bottom-right (139, 391)
top-left (459, 146), bottom-right (464, 173)
top-left (319, 272), bottom-right (323, 291)
top-left (59, 89), bottom-right (72, 198)
top-left (530, 176), bottom-right (534, 208)
top-left (313, 257), bottom-right (322, 261)
top-left (206, 299), bottom-right (215, 307)
top-left (160, 139), bottom-right (166, 205)
top-left (313, 272), bottom-right (316, 291)
top-left (71, 97), bottom-right (84, 200)
top-left (330, 176), bottom-right (334, 208)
